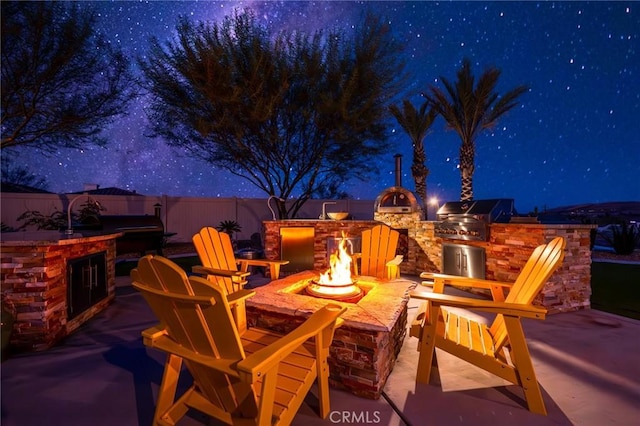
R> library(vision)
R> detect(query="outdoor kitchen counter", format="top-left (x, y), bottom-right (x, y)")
top-left (263, 220), bottom-right (386, 273)
top-left (1, 232), bottom-right (121, 352)
top-left (0, 230), bottom-right (124, 246)
top-left (409, 221), bottom-right (597, 313)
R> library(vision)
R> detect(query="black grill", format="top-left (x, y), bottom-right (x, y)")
top-left (77, 215), bottom-right (167, 256)
top-left (434, 199), bottom-right (515, 241)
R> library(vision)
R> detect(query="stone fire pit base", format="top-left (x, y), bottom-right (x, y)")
top-left (245, 270), bottom-right (417, 399)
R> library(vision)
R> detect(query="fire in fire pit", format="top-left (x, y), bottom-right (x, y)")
top-left (306, 234), bottom-right (363, 302)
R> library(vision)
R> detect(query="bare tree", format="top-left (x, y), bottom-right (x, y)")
top-left (426, 58), bottom-right (528, 201)
top-left (1, 2), bottom-right (137, 152)
top-left (389, 99), bottom-right (437, 212)
top-left (139, 10), bottom-right (406, 218)
top-left (1, 156), bottom-right (48, 190)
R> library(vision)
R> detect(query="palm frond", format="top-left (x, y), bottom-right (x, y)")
top-left (428, 57), bottom-right (527, 201)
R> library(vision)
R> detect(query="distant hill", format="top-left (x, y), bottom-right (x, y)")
top-left (539, 201), bottom-right (640, 224)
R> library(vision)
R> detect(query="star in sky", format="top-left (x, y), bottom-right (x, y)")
top-left (17, 1), bottom-right (639, 214)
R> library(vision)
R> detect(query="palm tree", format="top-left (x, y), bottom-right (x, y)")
top-left (389, 99), bottom-right (437, 212)
top-left (427, 58), bottom-right (528, 201)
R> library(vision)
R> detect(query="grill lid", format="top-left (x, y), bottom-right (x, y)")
top-left (437, 199), bottom-right (515, 223)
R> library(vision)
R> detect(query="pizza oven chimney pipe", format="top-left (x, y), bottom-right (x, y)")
top-left (394, 154), bottom-right (402, 187)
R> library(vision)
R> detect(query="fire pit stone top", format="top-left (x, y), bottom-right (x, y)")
top-left (246, 270), bottom-right (417, 331)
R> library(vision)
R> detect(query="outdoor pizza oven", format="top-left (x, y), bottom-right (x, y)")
top-left (434, 199), bottom-right (515, 242)
top-left (374, 154), bottom-right (420, 214)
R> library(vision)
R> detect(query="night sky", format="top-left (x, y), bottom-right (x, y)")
top-left (16, 1), bottom-right (639, 214)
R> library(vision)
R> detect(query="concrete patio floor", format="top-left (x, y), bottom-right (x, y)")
top-left (2, 273), bottom-right (639, 426)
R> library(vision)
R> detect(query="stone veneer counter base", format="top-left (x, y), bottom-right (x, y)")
top-left (245, 270), bottom-right (417, 399)
top-left (1, 231), bottom-right (121, 351)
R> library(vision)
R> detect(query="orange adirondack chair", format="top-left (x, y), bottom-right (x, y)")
top-left (192, 227), bottom-right (289, 333)
top-left (193, 227), bottom-right (289, 283)
top-left (131, 255), bottom-right (346, 426)
top-left (409, 236), bottom-right (566, 415)
top-left (352, 224), bottom-right (403, 279)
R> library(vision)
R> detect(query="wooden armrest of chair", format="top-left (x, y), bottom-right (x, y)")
top-left (143, 331), bottom-right (242, 377)
top-left (236, 304), bottom-right (347, 383)
top-left (419, 272), bottom-right (513, 301)
top-left (410, 290), bottom-right (547, 319)
top-left (227, 289), bottom-right (256, 306)
top-left (240, 259), bottom-right (289, 267)
top-left (238, 259), bottom-right (290, 280)
top-left (419, 272), bottom-right (514, 290)
top-left (192, 265), bottom-right (251, 283)
top-left (385, 255), bottom-right (403, 280)
top-left (141, 324), bottom-right (167, 340)
top-left (386, 255), bottom-right (404, 266)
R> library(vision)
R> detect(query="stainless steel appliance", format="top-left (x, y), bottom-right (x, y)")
top-left (442, 243), bottom-right (485, 279)
top-left (279, 227), bottom-right (315, 274)
top-left (434, 199), bottom-right (515, 241)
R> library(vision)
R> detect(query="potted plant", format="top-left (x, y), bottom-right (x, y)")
top-left (216, 220), bottom-right (242, 241)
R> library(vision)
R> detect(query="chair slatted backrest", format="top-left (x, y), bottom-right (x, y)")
top-left (193, 227), bottom-right (239, 294)
top-left (360, 224), bottom-right (400, 279)
top-left (490, 237), bottom-right (566, 353)
top-left (133, 256), bottom-right (253, 415)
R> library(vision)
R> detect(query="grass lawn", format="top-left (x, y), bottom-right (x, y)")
top-left (591, 261), bottom-right (640, 320)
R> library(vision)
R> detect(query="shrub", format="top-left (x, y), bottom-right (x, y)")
top-left (1, 222), bottom-right (16, 232)
top-left (16, 209), bottom-right (67, 230)
top-left (603, 222), bottom-right (640, 255)
top-left (216, 220), bottom-right (242, 237)
top-left (16, 199), bottom-right (105, 230)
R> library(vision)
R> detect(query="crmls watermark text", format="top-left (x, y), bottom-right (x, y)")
top-left (329, 410), bottom-right (381, 424)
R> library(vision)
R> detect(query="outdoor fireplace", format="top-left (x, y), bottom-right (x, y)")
top-left (251, 224), bottom-right (418, 399)
top-left (245, 269), bottom-right (416, 399)
top-left (305, 235), bottom-right (363, 302)
top-left (305, 280), bottom-right (363, 301)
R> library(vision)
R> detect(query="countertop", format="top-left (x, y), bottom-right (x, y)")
top-left (1, 231), bottom-right (123, 246)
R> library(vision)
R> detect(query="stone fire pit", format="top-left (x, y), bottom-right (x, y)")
top-left (245, 270), bottom-right (417, 399)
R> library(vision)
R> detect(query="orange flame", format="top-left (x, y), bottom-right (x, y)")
top-left (318, 233), bottom-right (353, 286)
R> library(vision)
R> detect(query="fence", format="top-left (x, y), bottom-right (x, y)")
top-left (0, 193), bottom-right (375, 243)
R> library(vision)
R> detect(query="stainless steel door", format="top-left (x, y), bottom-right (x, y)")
top-left (442, 243), bottom-right (485, 279)
top-left (280, 227), bottom-right (315, 273)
